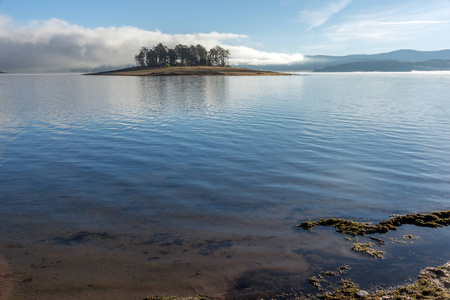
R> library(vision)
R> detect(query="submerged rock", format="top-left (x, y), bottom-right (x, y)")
top-left (356, 290), bottom-right (369, 297)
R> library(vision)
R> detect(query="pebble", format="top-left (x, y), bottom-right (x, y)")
top-left (357, 290), bottom-right (369, 297)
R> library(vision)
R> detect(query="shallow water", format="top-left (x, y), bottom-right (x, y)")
top-left (0, 72), bottom-right (450, 299)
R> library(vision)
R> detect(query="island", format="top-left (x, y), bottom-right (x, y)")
top-left (86, 66), bottom-right (292, 76)
top-left (86, 42), bottom-right (292, 76)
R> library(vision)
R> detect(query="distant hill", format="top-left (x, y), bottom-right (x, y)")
top-left (238, 49), bottom-right (450, 72)
top-left (314, 59), bottom-right (450, 72)
top-left (367, 49), bottom-right (450, 61)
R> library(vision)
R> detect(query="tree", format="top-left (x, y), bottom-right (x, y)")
top-left (134, 47), bottom-right (148, 66)
top-left (208, 45), bottom-right (230, 66)
top-left (219, 48), bottom-right (231, 66)
top-left (207, 46), bottom-right (219, 66)
top-left (188, 45), bottom-right (198, 66)
top-left (209, 45), bottom-right (230, 67)
top-left (146, 48), bottom-right (157, 67)
top-left (134, 43), bottom-right (230, 68)
top-left (195, 44), bottom-right (208, 66)
top-left (168, 48), bottom-right (177, 66)
top-left (175, 44), bottom-right (189, 66)
top-left (153, 43), bottom-right (168, 67)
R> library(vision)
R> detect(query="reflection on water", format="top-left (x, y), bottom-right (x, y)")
top-left (0, 73), bottom-right (450, 299)
top-left (137, 76), bottom-right (230, 112)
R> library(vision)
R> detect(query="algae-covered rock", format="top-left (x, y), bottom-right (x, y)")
top-left (351, 242), bottom-right (385, 259)
top-left (297, 210), bottom-right (450, 236)
top-left (316, 262), bottom-right (450, 299)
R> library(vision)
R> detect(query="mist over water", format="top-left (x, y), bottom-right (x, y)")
top-left (1, 73), bottom-right (450, 299)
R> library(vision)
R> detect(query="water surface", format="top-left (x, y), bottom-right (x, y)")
top-left (0, 72), bottom-right (449, 299)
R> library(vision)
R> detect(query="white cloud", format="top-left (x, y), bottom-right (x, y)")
top-left (303, 1), bottom-right (450, 54)
top-left (298, 0), bottom-right (352, 29)
top-left (229, 46), bottom-right (303, 65)
top-left (0, 15), bottom-right (12, 31)
top-left (0, 15), bottom-right (304, 72)
top-left (327, 15), bottom-right (450, 43)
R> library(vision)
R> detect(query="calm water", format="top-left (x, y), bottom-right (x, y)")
top-left (0, 72), bottom-right (450, 299)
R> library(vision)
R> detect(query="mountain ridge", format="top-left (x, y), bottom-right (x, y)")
top-left (238, 49), bottom-right (450, 72)
top-left (313, 59), bottom-right (450, 72)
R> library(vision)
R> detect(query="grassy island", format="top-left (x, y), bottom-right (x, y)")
top-left (86, 43), bottom-right (293, 76)
top-left (86, 66), bottom-right (293, 76)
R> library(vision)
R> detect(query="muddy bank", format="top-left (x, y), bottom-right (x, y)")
top-left (0, 215), bottom-right (315, 300)
top-left (0, 254), bottom-right (13, 300)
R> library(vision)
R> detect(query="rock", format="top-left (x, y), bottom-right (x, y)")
top-left (357, 290), bottom-right (369, 297)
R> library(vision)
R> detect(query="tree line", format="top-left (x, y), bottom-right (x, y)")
top-left (134, 43), bottom-right (231, 68)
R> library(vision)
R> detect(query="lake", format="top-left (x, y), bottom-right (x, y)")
top-left (0, 72), bottom-right (449, 299)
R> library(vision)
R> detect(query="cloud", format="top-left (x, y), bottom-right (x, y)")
top-left (228, 46), bottom-right (304, 65)
top-left (0, 15), bottom-right (12, 30)
top-left (298, 1), bottom-right (450, 54)
top-left (297, 0), bottom-right (352, 29)
top-left (323, 2), bottom-right (450, 48)
top-left (0, 15), bottom-right (304, 72)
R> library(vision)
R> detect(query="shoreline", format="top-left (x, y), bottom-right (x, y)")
top-left (3, 210), bottom-right (446, 299)
top-left (141, 261), bottom-right (450, 300)
top-left (85, 66), bottom-right (294, 76)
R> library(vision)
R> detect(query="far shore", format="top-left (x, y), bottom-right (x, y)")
top-left (85, 66), bottom-right (294, 76)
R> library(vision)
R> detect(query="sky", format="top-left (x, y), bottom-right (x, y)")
top-left (1, 0), bottom-right (450, 72)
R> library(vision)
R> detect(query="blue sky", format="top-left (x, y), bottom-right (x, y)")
top-left (1, 0), bottom-right (450, 71)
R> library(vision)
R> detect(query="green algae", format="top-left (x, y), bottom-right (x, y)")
top-left (297, 210), bottom-right (450, 236)
top-left (143, 296), bottom-right (210, 300)
top-left (403, 234), bottom-right (420, 240)
top-left (143, 297), bottom-right (181, 300)
top-left (307, 265), bottom-right (352, 292)
top-left (309, 262), bottom-right (450, 300)
top-left (298, 211), bottom-right (450, 260)
top-left (351, 242), bottom-right (385, 259)
top-left (318, 279), bottom-right (361, 300)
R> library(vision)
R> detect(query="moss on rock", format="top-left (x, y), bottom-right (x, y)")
top-left (351, 242), bottom-right (385, 259)
top-left (310, 262), bottom-right (450, 299)
top-left (297, 211), bottom-right (450, 236)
